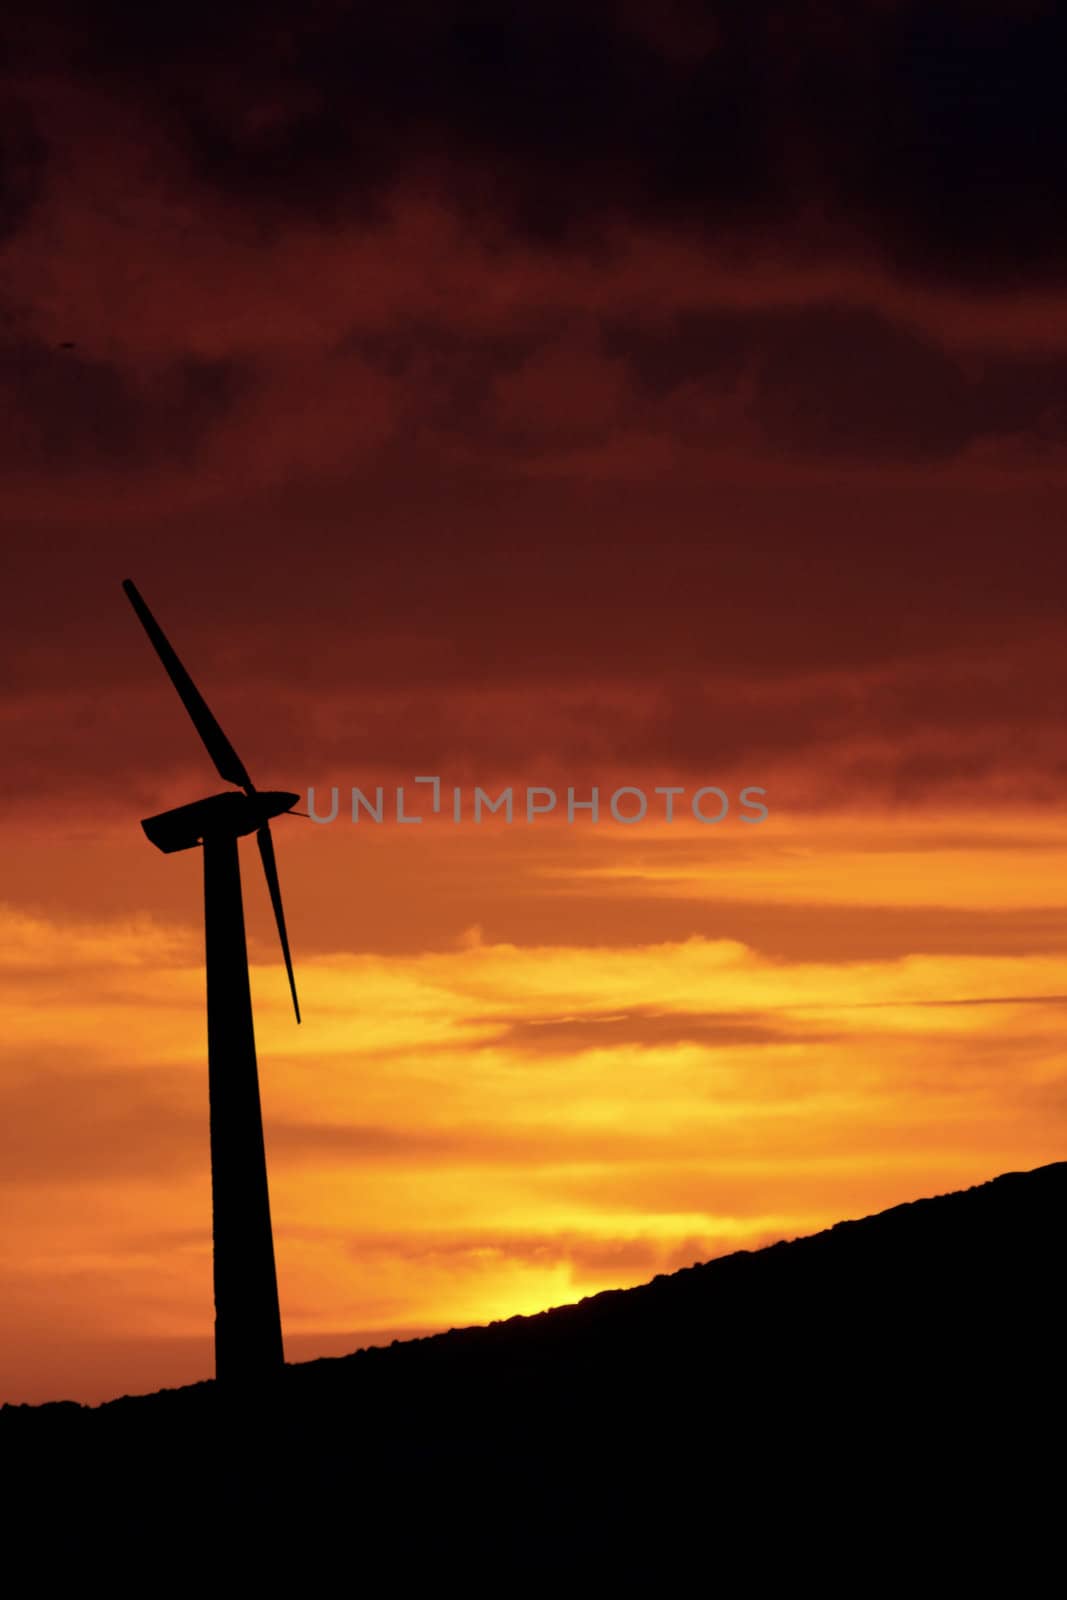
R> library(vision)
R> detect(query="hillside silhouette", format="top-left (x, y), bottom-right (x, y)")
top-left (5, 1161), bottom-right (1064, 1579)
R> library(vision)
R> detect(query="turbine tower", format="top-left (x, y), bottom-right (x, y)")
top-left (122, 579), bottom-right (301, 1386)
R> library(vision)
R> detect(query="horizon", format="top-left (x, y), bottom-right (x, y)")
top-left (10, 1155), bottom-right (1064, 1409)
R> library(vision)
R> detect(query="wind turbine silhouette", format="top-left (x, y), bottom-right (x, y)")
top-left (122, 579), bottom-right (301, 1385)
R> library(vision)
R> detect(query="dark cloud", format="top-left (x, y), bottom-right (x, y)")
top-left (758, 311), bottom-right (999, 462)
top-left (6, 303), bottom-right (1064, 510)
top-left (3, 2), bottom-right (1067, 818)
top-left (0, 96), bottom-right (47, 244)
top-left (854, 4), bottom-right (1067, 286)
top-left (7, 522), bottom-right (1067, 814)
top-left (94, 3), bottom-right (779, 244)
top-left (607, 305), bottom-right (1067, 463)
top-left (6, 2), bottom-right (1067, 285)
top-left (0, 341), bottom-right (248, 473)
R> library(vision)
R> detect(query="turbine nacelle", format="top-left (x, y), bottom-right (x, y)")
top-left (141, 791), bottom-right (301, 854)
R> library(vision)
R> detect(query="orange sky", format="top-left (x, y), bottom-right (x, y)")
top-left (4, 1), bottom-right (1067, 1403)
top-left (4, 802), bottom-right (1067, 1403)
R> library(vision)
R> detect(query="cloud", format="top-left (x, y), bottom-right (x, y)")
top-left (0, 92), bottom-right (47, 245)
top-left (0, 339), bottom-right (247, 474)
top-left (7, 3), bottom-right (1067, 283)
top-left (7, 3), bottom-right (1067, 554)
top-left (4, 873), bottom-right (1067, 1399)
top-left (342, 1226), bottom-right (714, 1284)
top-left (475, 1007), bottom-right (844, 1054)
top-left (0, 1064), bottom-right (202, 1183)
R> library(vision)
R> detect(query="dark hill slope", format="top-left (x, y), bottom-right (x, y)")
top-left (4, 1162), bottom-right (1065, 1579)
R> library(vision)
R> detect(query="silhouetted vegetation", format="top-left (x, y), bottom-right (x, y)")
top-left (5, 1162), bottom-right (1063, 1580)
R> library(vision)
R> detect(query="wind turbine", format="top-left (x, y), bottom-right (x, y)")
top-left (122, 578), bottom-right (301, 1385)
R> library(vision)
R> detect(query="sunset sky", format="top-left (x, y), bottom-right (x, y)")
top-left (4, 2), bottom-right (1067, 1405)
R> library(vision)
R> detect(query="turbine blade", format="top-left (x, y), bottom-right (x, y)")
top-left (122, 579), bottom-right (255, 793)
top-left (257, 823), bottom-right (301, 1024)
